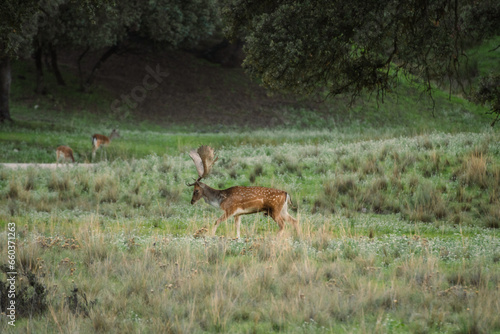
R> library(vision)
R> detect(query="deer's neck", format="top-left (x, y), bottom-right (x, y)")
top-left (201, 183), bottom-right (225, 208)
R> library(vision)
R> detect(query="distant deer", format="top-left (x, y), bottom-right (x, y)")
top-left (188, 146), bottom-right (299, 238)
top-left (92, 129), bottom-right (119, 161)
top-left (56, 145), bottom-right (75, 164)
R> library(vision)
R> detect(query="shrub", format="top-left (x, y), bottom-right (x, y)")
top-left (484, 205), bottom-right (500, 228)
top-left (94, 173), bottom-right (119, 203)
top-left (403, 181), bottom-right (448, 222)
top-left (7, 178), bottom-right (21, 199)
top-left (24, 168), bottom-right (37, 191)
top-left (159, 182), bottom-right (181, 202)
top-left (460, 153), bottom-right (488, 189)
top-left (66, 286), bottom-right (97, 317)
top-left (250, 164), bottom-right (264, 183)
top-left (48, 172), bottom-right (73, 192)
top-left (361, 156), bottom-right (382, 175)
top-left (0, 267), bottom-right (47, 318)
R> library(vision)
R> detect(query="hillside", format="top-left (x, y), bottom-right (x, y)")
top-left (11, 48), bottom-right (324, 131)
top-left (7, 40), bottom-right (498, 133)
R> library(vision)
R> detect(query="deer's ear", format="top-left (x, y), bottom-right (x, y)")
top-left (189, 150), bottom-right (204, 178)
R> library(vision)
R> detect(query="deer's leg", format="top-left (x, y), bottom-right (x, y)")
top-left (234, 215), bottom-right (241, 239)
top-left (270, 212), bottom-right (285, 236)
top-left (213, 211), bottom-right (232, 236)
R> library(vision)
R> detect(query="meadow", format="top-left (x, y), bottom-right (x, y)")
top-left (1, 120), bottom-right (500, 333)
top-left (1, 51), bottom-right (500, 333)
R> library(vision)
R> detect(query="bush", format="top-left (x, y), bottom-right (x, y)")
top-left (0, 267), bottom-right (48, 318)
top-left (403, 181), bottom-right (448, 222)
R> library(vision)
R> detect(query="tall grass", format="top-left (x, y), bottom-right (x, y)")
top-left (1, 131), bottom-right (499, 229)
top-left (0, 129), bottom-right (499, 332)
top-left (1, 220), bottom-right (499, 333)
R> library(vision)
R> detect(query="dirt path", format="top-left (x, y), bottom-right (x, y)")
top-left (1, 163), bottom-right (94, 170)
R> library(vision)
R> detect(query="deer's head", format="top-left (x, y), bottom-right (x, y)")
top-left (110, 129), bottom-right (120, 139)
top-left (187, 145), bottom-right (218, 205)
top-left (189, 181), bottom-right (203, 205)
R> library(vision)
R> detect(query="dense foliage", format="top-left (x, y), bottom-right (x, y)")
top-left (0, 0), bottom-right (40, 58)
top-left (0, 0), bottom-right (221, 120)
top-left (223, 0), bottom-right (500, 101)
top-left (472, 73), bottom-right (500, 126)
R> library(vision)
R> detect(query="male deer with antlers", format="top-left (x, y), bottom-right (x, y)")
top-left (92, 129), bottom-right (120, 161)
top-left (188, 146), bottom-right (299, 238)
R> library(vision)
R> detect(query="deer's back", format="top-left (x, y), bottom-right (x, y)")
top-left (222, 186), bottom-right (287, 208)
top-left (92, 134), bottom-right (110, 146)
top-left (56, 146), bottom-right (74, 161)
top-left (57, 145), bottom-right (72, 154)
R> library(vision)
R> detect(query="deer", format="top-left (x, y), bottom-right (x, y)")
top-left (56, 145), bottom-right (75, 164)
top-left (188, 145), bottom-right (299, 238)
top-left (92, 129), bottom-right (119, 161)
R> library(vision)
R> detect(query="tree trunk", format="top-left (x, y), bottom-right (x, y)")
top-left (49, 43), bottom-right (66, 86)
top-left (85, 45), bottom-right (119, 87)
top-left (34, 45), bottom-right (47, 94)
top-left (202, 39), bottom-right (244, 67)
top-left (77, 46), bottom-right (90, 91)
top-left (0, 57), bottom-right (13, 123)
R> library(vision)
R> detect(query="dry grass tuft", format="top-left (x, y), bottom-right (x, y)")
top-left (24, 167), bottom-right (38, 191)
top-left (403, 182), bottom-right (447, 222)
top-left (460, 152), bottom-right (488, 188)
top-left (7, 178), bottom-right (22, 199)
top-left (48, 171), bottom-right (73, 192)
top-left (94, 173), bottom-right (119, 203)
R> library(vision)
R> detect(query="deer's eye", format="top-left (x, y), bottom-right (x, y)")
top-left (194, 190), bottom-right (199, 194)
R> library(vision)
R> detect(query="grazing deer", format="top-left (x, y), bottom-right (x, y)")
top-left (56, 145), bottom-right (75, 164)
top-left (188, 146), bottom-right (299, 238)
top-left (92, 129), bottom-right (119, 161)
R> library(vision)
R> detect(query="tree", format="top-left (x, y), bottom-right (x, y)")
top-left (1, 0), bottom-right (221, 121)
top-left (472, 73), bottom-right (500, 126)
top-left (42, 0), bottom-right (221, 90)
top-left (0, 0), bottom-right (40, 122)
top-left (0, 0), bottom-right (106, 122)
top-left (222, 0), bottom-right (500, 105)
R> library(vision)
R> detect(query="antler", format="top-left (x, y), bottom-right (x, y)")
top-left (188, 145), bottom-right (218, 181)
top-left (186, 178), bottom-right (201, 187)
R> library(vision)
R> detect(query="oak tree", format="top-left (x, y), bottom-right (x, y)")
top-left (223, 0), bottom-right (500, 109)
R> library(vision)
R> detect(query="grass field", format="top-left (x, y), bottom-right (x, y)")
top-left (1, 125), bottom-right (499, 333)
top-left (1, 42), bottom-right (500, 332)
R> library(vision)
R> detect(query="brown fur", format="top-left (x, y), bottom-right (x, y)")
top-left (92, 129), bottom-right (119, 159)
top-left (191, 181), bottom-right (299, 238)
top-left (56, 145), bottom-right (75, 163)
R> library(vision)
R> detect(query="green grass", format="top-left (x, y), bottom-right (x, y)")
top-left (2, 41), bottom-right (498, 164)
top-left (471, 36), bottom-right (500, 77)
top-left (1, 130), bottom-right (499, 332)
top-left (1, 41), bottom-right (500, 333)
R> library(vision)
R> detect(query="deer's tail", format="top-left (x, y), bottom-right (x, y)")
top-left (286, 193), bottom-right (297, 210)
